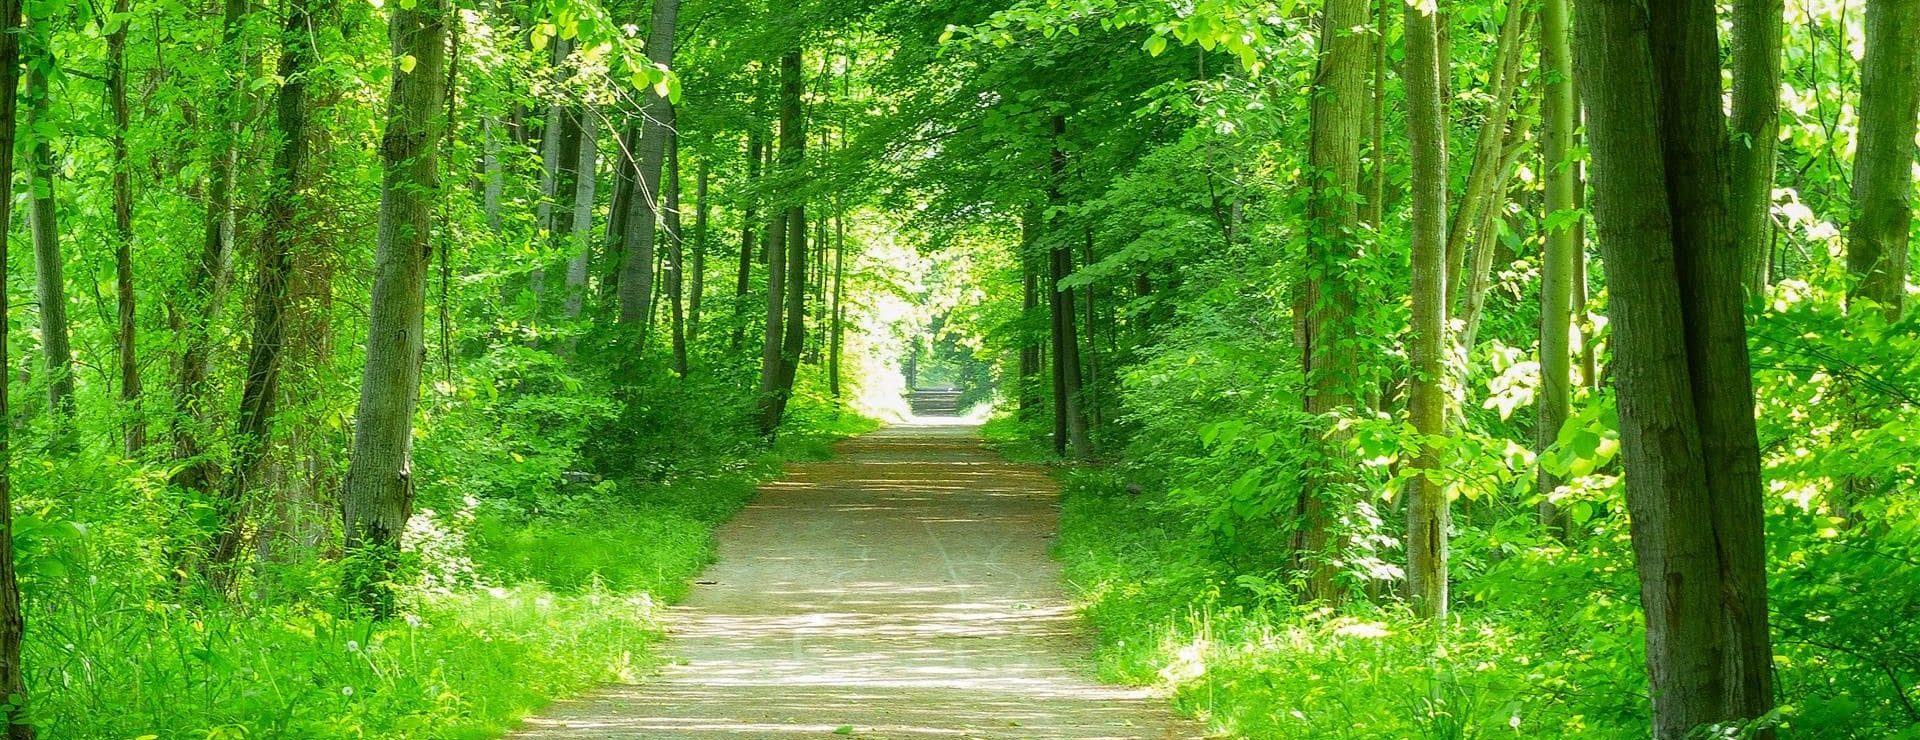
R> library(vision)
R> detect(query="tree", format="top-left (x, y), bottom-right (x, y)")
top-left (105, 0), bottom-right (145, 454)
top-left (667, 130), bottom-right (690, 376)
top-left (1047, 114), bottom-right (1090, 459)
top-left (1535, 0), bottom-right (1577, 535)
top-left (0, 0), bottom-right (33, 732)
top-left (1847, 0), bottom-right (1918, 320)
top-left (343, 0), bottom-right (449, 617)
top-left (1293, 0), bottom-right (1370, 602)
top-left (562, 110), bottom-right (600, 319)
top-left (206, 0), bottom-right (335, 581)
top-left (1403, 0), bottom-right (1450, 622)
top-left (1574, 0), bottom-right (1775, 733)
top-left (1730, 0), bottom-right (1783, 294)
top-left (615, 0), bottom-right (680, 324)
top-left (757, 50), bottom-right (806, 434)
top-left (23, 32), bottom-right (76, 431)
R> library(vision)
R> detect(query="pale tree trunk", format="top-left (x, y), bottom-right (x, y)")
top-left (1535, 0), bottom-right (1578, 536)
top-left (106, 0), bottom-right (146, 454)
top-left (667, 130), bottom-right (689, 377)
top-left (482, 117), bottom-right (503, 231)
top-left (1574, 0), bottom-right (1776, 733)
top-left (24, 48), bottom-right (76, 435)
top-left (343, 0), bottom-right (448, 618)
top-left (207, 0), bottom-right (333, 583)
top-left (562, 110), bottom-right (598, 319)
top-left (172, 0), bottom-right (249, 494)
top-left (0, 0), bottom-right (36, 732)
top-left (1403, 0), bottom-right (1450, 622)
top-left (1730, 0), bottom-right (1783, 295)
top-left (1442, 0), bottom-right (1527, 313)
top-left (1047, 114), bottom-right (1091, 459)
top-left (1847, 0), bottom-right (1918, 320)
top-left (615, 0), bottom-right (679, 324)
top-left (1293, 0), bottom-right (1370, 603)
top-left (689, 155), bottom-right (709, 345)
top-left (532, 38), bottom-right (577, 311)
top-left (758, 50), bottom-right (806, 434)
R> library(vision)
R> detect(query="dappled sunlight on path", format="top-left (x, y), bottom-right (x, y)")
top-left (512, 422), bottom-right (1196, 738)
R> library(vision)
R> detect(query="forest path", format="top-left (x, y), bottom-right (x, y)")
top-left (511, 420), bottom-right (1197, 739)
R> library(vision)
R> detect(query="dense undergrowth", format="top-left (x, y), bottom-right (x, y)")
top-left (21, 342), bottom-right (875, 739)
top-left (985, 274), bottom-right (1920, 739)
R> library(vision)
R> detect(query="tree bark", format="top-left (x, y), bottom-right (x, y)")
top-left (23, 45), bottom-right (75, 434)
top-left (0, 0), bottom-right (36, 732)
top-left (757, 50), bottom-right (807, 434)
top-left (1404, 0), bottom-right (1450, 622)
top-left (828, 211), bottom-right (845, 398)
top-left (106, 0), bottom-right (146, 454)
top-left (1574, 0), bottom-right (1776, 732)
top-left (732, 131), bottom-right (762, 350)
top-left (1443, 0), bottom-right (1527, 313)
top-left (1294, 0), bottom-right (1370, 603)
top-left (1847, 0), bottom-right (1918, 320)
top-left (343, 0), bottom-right (448, 618)
top-left (1047, 114), bottom-right (1091, 459)
top-left (614, 0), bottom-right (679, 324)
top-left (206, 0), bottom-right (333, 582)
top-left (1730, 0), bottom-right (1783, 296)
top-left (562, 109), bottom-right (598, 319)
top-left (690, 154), bottom-right (709, 345)
top-left (1536, 0), bottom-right (1578, 536)
top-left (1018, 216), bottom-right (1041, 421)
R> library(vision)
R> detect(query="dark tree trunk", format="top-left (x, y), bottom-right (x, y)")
top-left (1574, 0), bottom-right (1776, 733)
top-left (1847, 0), bottom-right (1918, 320)
top-left (758, 50), bottom-right (806, 434)
top-left (1730, 0), bottom-right (1783, 295)
top-left (106, 0), bottom-right (146, 454)
top-left (23, 46), bottom-right (75, 435)
top-left (343, 0), bottom-right (449, 618)
top-left (690, 155), bottom-right (709, 345)
top-left (1047, 115), bottom-right (1090, 459)
top-left (732, 131), bottom-right (762, 350)
top-left (667, 130), bottom-right (689, 377)
top-left (828, 211), bottom-right (845, 398)
top-left (0, 0), bottom-right (35, 732)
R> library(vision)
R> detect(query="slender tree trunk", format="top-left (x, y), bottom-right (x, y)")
top-left (1574, 0), bottom-right (1776, 733)
top-left (690, 155), bottom-right (709, 345)
top-left (1536, 0), bottom-right (1578, 536)
top-left (1443, 0), bottom-right (1527, 312)
top-left (23, 48), bottom-right (75, 434)
top-left (482, 116), bottom-right (503, 231)
top-left (106, 0), bottom-right (146, 454)
top-left (732, 132), bottom-right (762, 350)
top-left (170, 0), bottom-right (248, 496)
top-left (0, 0), bottom-right (35, 732)
top-left (343, 0), bottom-right (448, 618)
top-left (531, 39), bottom-right (574, 312)
top-left (1847, 0), bottom-right (1918, 320)
top-left (667, 130), bottom-right (689, 377)
top-left (1019, 214), bottom-right (1042, 421)
top-left (1047, 115), bottom-right (1091, 459)
top-left (615, 0), bottom-right (679, 324)
top-left (756, 208), bottom-right (788, 434)
top-left (206, 0), bottom-right (333, 582)
top-left (1731, 0), bottom-right (1784, 296)
top-left (562, 110), bottom-right (598, 319)
top-left (828, 211), bottom-right (845, 398)
top-left (758, 50), bottom-right (807, 434)
top-left (1404, 0), bottom-right (1450, 622)
top-left (1294, 0), bottom-right (1370, 602)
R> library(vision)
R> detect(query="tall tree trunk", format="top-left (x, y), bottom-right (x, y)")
top-left (689, 155), bottom-right (709, 345)
top-left (342, 0), bottom-right (448, 618)
top-left (1443, 0), bottom-right (1527, 313)
top-left (828, 210), bottom-right (845, 398)
top-left (756, 207), bottom-right (788, 434)
top-left (1847, 0), bottom-right (1918, 320)
top-left (206, 0), bottom-right (333, 582)
top-left (1293, 0), bottom-right (1370, 603)
top-left (173, 0), bottom-right (249, 492)
top-left (732, 132), bottom-right (762, 350)
top-left (1047, 114), bottom-right (1091, 459)
top-left (106, 0), bottom-right (146, 454)
top-left (1018, 219), bottom-right (1041, 421)
top-left (562, 110), bottom-right (598, 319)
top-left (757, 50), bottom-right (807, 434)
top-left (0, 0), bottom-right (35, 732)
top-left (1535, 0), bottom-right (1578, 536)
top-left (667, 130), bottom-right (689, 377)
top-left (1574, 0), bottom-right (1776, 733)
top-left (23, 45), bottom-right (75, 434)
top-left (614, 0), bottom-right (679, 324)
top-left (1404, 0), bottom-right (1450, 622)
top-left (531, 39), bottom-right (573, 312)
top-left (1730, 0), bottom-right (1783, 296)
top-left (482, 116), bottom-right (504, 231)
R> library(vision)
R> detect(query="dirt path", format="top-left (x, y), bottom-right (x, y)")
top-left (512, 421), bottom-right (1197, 739)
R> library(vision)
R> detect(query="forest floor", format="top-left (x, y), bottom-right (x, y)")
top-left (510, 420), bottom-right (1196, 739)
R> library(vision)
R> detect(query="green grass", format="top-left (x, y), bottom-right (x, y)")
top-left (30, 408), bottom-right (880, 739)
